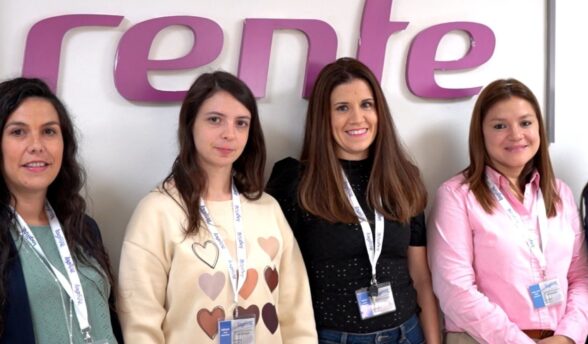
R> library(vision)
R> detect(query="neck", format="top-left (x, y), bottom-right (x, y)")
top-left (203, 166), bottom-right (233, 201)
top-left (12, 192), bottom-right (48, 225)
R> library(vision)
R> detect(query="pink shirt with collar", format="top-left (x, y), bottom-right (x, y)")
top-left (428, 167), bottom-right (588, 344)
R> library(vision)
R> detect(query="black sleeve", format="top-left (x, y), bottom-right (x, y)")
top-left (83, 215), bottom-right (124, 343)
top-left (408, 212), bottom-right (427, 246)
top-left (266, 157), bottom-right (302, 231)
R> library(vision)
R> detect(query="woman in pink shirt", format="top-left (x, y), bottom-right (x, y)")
top-left (428, 79), bottom-right (588, 344)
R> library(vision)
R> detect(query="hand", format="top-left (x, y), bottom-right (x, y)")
top-left (537, 335), bottom-right (574, 344)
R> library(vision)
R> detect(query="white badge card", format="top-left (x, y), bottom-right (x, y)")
top-left (93, 340), bottom-right (110, 344)
top-left (219, 316), bottom-right (255, 344)
top-left (355, 282), bottom-right (396, 319)
top-left (528, 278), bottom-right (563, 309)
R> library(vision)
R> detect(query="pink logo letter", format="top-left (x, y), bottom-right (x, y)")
top-left (406, 22), bottom-right (495, 98)
top-left (238, 19), bottom-right (337, 98)
top-left (114, 16), bottom-right (223, 102)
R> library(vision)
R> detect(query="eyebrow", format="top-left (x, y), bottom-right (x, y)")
top-left (205, 111), bottom-right (251, 119)
top-left (4, 120), bottom-right (60, 127)
top-left (332, 98), bottom-right (374, 105)
top-left (487, 114), bottom-right (534, 121)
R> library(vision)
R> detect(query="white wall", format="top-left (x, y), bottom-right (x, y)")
top-left (1, 1), bottom-right (575, 271)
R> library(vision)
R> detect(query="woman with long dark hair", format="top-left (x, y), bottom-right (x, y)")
top-left (267, 58), bottom-right (441, 343)
top-left (0, 77), bottom-right (121, 343)
top-left (428, 79), bottom-right (588, 343)
top-left (117, 71), bottom-right (316, 343)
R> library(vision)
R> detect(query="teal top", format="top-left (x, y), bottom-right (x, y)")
top-left (11, 226), bottom-right (117, 344)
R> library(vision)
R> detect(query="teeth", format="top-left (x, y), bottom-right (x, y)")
top-left (347, 129), bottom-right (367, 135)
top-left (25, 162), bottom-right (47, 167)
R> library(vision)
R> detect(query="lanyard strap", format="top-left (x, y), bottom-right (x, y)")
top-left (486, 179), bottom-right (548, 272)
top-left (200, 181), bottom-right (246, 306)
top-left (341, 171), bottom-right (384, 285)
top-left (14, 202), bottom-right (93, 343)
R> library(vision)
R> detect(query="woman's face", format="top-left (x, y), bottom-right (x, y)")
top-left (482, 96), bottom-right (540, 179)
top-left (1, 97), bottom-right (64, 200)
top-left (192, 90), bottom-right (251, 173)
top-left (330, 78), bottom-right (378, 161)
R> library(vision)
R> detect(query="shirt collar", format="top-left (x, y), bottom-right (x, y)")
top-left (484, 166), bottom-right (540, 191)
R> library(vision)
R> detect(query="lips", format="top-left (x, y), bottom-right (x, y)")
top-left (22, 161), bottom-right (50, 172)
top-left (214, 147), bottom-right (235, 155)
top-left (505, 145), bottom-right (528, 152)
top-left (346, 128), bottom-right (368, 136)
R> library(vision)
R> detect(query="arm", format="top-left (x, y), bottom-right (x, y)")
top-left (274, 204), bottom-right (318, 343)
top-left (407, 246), bottom-right (442, 344)
top-left (428, 182), bottom-right (534, 344)
top-left (117, 195), bottom-right (171, 344)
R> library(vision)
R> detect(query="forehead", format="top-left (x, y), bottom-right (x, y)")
top-left (330, 78), bottom-right (373, 101)
top-left (6, 97), bottom-right (59, 124)
top-left (198, 90), bottom-right (251, 118)
top-left (484, 96), bottom-right (536, 121)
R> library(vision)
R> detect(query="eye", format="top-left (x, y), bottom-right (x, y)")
top-left (207, 116), bottom-right (221, 124)
top-left (334, 104), bottom-right (348, 112)
top-left (8, 127), bottom-right (25, 137)
top-left (236, 119), bottom-right (250, 128)
top-left (521, 120), bottom-right (533, 127)
top-left (492, 123), bottom-right (507, 130)
top-left (43, 127), bottom-right (59, 136)
top-left (361, 100), bottom-right (374, 109)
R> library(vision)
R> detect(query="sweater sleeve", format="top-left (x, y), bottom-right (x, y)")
top-left (272, 200), bottom-right (318, 343)
top-left (117, 191), bottom-right (177, 344)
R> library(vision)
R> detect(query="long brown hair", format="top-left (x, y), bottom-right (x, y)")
top-left (163, 71), bottom-right (266, 235)
top-left (0, 78), bottom-right (115, 335)
top-left (299, 58), bottom-right (426, 224)
top-left (464, 78), bottom-right (560, 216)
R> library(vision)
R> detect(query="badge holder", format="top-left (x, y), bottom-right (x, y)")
top-left (219, 307), bottom-right (256, 344)
top-left (355, 277), bottom-right (396, 320)
top-left (528, 278), bottom-right (563, 309)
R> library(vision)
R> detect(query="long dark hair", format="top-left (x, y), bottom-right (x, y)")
top-left (464, 78), bottom-right (560, 216)
top-left (0, 78), bottom-right (115, 335)
top-left (299, 57), bottom-right (427, 223)
top-left (163, 71), bottom-right (266, 235)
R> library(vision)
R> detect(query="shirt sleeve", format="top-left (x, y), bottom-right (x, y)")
top-left (553, 183), bottom-right (588, 343)
top-left (117, 193), bottom-right (172, 344)
top-left (409, 212), bottom-right (427, 246)
top-left (273, 201), bottom-right (318, 343)
top-left (427, 182), bottom-right (535, 344)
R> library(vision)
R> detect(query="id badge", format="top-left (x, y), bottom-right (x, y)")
top-left (355, 282), bottom-right (396, 319)
top-left (528, 278), bottom-right (563, 309)
top-left (218, 315), bottom-right (255, 344)
top-left (93, 340), bottom-right (109, 344)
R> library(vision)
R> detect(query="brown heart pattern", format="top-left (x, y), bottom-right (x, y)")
top-left (192, 240), bottom-right (219, 269)
top-left (198, 271), bottom-right (225, 300)
top-left (264, 266), bottom-right (279, 292)
top-left (233, 304), bottom-right (260, 324)
top-left (196, 306), bottom-right (225, 339)
top-left (262, 303), bottom-right (278, 334)
top-left (238, 269), bottom-right (258, 299)
top-left (258, 236), bottom-right (279, 261)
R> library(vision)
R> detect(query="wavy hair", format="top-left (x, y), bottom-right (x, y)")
top-left (0, 78), bottom-right (115, 335)
top-left (299, 57), bottom-right (426, 223)
top-left (464, 78), bottom-right (560, 216)
top-left (163, 71), bottom-right (266, 235)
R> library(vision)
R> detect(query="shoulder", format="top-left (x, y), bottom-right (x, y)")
top-left (553, 178), bottom-right (577, 208)
top-left (134, 184), bottom-right (185, 214)
top-left (436, 173), bottom-right (469, 195)
top-left (243, 192), bottom-right (282, 211)
top-left (266, 157), bottom-right (302, 198)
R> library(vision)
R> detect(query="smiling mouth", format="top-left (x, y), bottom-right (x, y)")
top-left (506, 145), bottom-right (528, 152)
top-left (346, 128), bottom-right (368, 136)
top-left (23, 162), bottom-right (49, 168)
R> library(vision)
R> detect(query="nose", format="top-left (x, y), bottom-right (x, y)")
top-left (508, 125), bottom-right (523, 140)
top-left (221, 121), bottom-right (236, 140)
top-left (348, 106), bottom-right (363, 123)
top-left (27, 133), bottom-right (44, 153)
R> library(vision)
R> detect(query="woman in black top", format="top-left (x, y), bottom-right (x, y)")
top-left (267, 58), bottom-right (441, 343)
